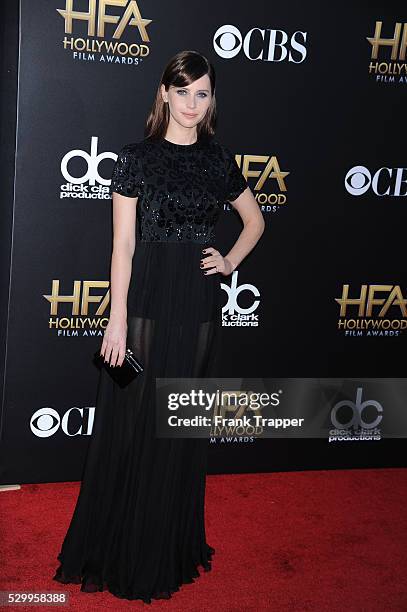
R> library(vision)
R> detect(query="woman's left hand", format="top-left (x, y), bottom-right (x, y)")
top-left (200, 247), bottom-right (234, 276)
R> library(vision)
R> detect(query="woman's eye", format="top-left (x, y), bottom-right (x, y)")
top-left (176, 90), bottom-right (208, 98)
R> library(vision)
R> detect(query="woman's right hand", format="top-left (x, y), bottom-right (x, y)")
top-left (100, 316), bottom-right (128, 367)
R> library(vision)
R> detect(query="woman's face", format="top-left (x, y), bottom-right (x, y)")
top-left (161, 74), bottom-right (212, 130)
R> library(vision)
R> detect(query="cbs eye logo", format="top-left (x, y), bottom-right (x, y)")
top-left (213, 25), bottom-right (242, 59)
top-left (345, 166), bottom-right (372, 195)
top-left (345, 166), bottom-right (407, 197)
top-left (30, 406), bottom-right (95, 437)
top-left (345, 165), bottom-right (407, 197)
top-left (213, 24), bottom-right (307, 63)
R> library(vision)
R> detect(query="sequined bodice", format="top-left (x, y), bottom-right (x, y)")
top-left (109, 136), bottom-right (248, 244)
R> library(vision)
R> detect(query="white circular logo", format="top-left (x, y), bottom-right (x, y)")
top-left (213, 25), bottom-right (242, 59)
top-left (345, 166), bottom-right (372, 195)
top-left (61, 136), bottom-right (116, 186)
top-left (221, 271), bottom-right (260, 315)
top-left (30, 407), bottom-right (60, 438)
top-left (331, 387), bottom-right (383, 429)
top-left (30, 407), bottom-right (95, 437)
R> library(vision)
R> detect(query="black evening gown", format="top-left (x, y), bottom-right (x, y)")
top-left (52, 134), bottom-right (248, 603)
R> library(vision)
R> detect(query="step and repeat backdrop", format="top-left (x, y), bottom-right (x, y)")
top-left (1, 1), bottom-right (406, 483)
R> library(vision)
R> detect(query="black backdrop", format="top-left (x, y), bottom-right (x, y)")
top-left (0, 1), bottom-right (406, 484)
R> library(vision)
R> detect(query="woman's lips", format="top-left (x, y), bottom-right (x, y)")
top-left (182, 112), bottom-right (198, 118)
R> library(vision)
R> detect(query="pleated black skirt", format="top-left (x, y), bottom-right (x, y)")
top-left (52, 241), bottom-right (220, 603)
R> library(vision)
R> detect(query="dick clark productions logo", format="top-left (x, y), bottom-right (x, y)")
top-left (221, 271), bottom-right (260, 327)
top-left (329, 387), bottom-right (382, 442)
top-left (60, 137), bottom-right (116, 199)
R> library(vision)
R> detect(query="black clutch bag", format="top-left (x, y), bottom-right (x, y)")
top-left (93, 347), bottom-right (144, 388)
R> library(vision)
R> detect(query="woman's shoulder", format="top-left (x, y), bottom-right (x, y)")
top-left (207, 139), bottom-right (236, 164)
top-left (116, 140), bottom-right (146, 155)
top-left (113, 140), bottom-right (153, 168)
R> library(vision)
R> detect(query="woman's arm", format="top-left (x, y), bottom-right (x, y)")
top-left (100, 191), bottom-right (138, 366)
top-left (223, 186), bottom-right (265, 273)
top-left (202, 186), bottom-right (265, 276)
top-left (110, 192), bottom-right (137, 318)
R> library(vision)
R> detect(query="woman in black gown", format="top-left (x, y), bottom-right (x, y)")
top-left (52, 50), bottom-right (265, 603)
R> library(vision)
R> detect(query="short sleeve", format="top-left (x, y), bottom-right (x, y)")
top-left (223, 145), bottom-right (248, 202)
top-left (109, 144), bottom-right (142, 198)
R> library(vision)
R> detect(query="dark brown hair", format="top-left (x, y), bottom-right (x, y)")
top-left (145, 50), bottom-right (217, 142)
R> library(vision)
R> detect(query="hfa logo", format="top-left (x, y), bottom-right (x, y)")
top-left (57, 0), bottom-right (152, 65)
top-left (221, 271), bottom-right (260, 327)
top-left (227, 153), bottom-right (290, 214)
top-left (60, 137), bottom-right (116, 200)
top-left (367, 21), bottom-right (407, 84)
top-left (329, 387), bottom-right (382, 442)
top-left (43, 279), bottom-right (110, 336)
top-left (335, 284), bottom-right (407, 337)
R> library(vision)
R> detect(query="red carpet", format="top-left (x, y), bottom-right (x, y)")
top-left (1, 469), bottom-right (406, 611)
